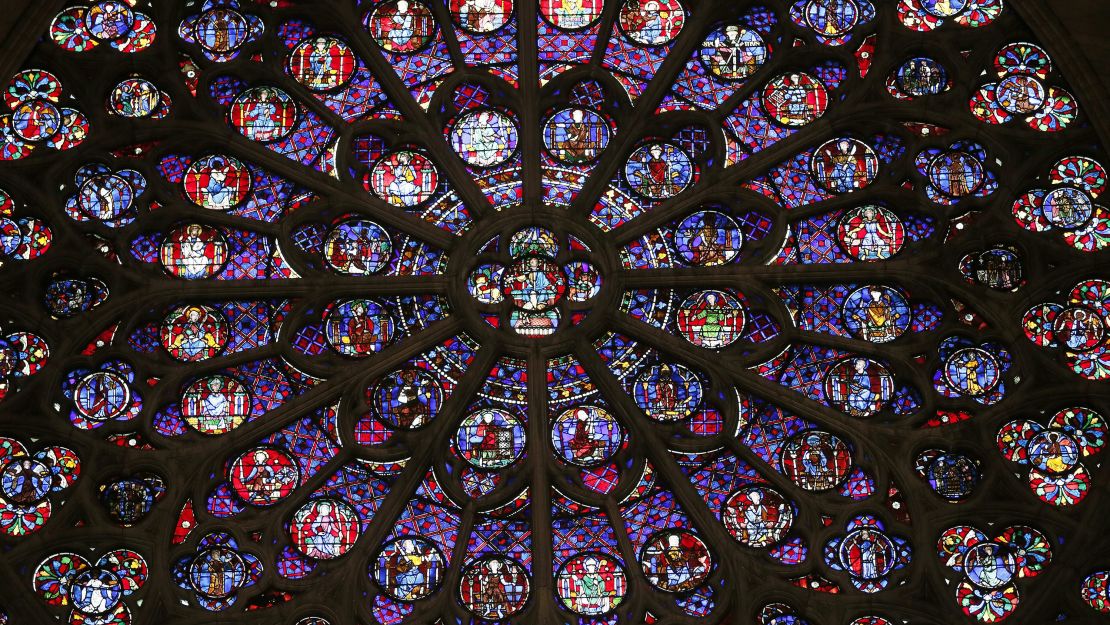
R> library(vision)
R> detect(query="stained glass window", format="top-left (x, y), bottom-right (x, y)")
top-left (0, 0), bottom-right (1107, 624)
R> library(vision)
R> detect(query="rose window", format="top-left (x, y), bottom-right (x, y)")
top-left (0, 1), bottom-right (1106, 625)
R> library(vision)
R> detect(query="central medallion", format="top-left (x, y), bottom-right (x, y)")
top-left (505, 257), bottom-right (566, 311)
top-left (463, 225), bottom-right (604, 339)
